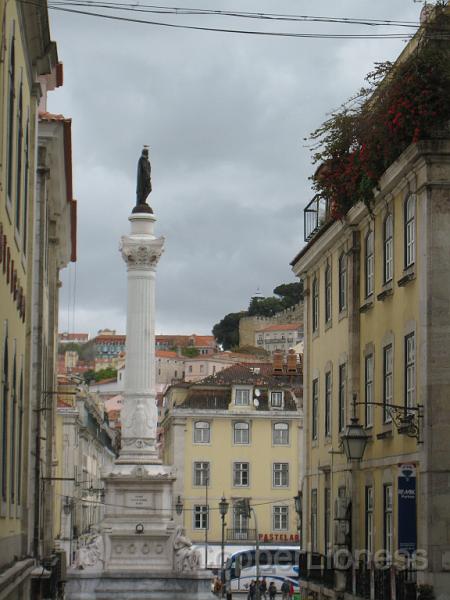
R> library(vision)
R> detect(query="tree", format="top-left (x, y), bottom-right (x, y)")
top-left (212, 312), bottom-right (246, 350)
top-left (248, 296), bottom-right (284, 317)
top-left (273, 281), bottom-right (304, 307)
top-left (83, 367), bottom-right (117, 384)
top-left (181, 347), bottom-right (199, 358)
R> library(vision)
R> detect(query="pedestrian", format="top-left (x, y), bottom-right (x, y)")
top-left (288, 581), bottom-right (294, 598)
top-left (259, 577), bottom-right (268, 600)
top-left (247, 580), bottom-right (256, 600)
top-left (268, 581), bottom-right (277, 599)
top-left (280, 580), bottom-right (290, 600)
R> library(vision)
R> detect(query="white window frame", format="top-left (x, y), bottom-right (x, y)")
top-left (272, 422), bottom-right (289, 445)
top-left (312, 379), bottom-right (319, 440)
top-left (405, 195), bottom-right (416, 268)
top-left (383, 345), bottom-right (393, 423)
top-left (311, 489), bottom-right (318, 552)
top-left (365, 230), bottom-right (374, 297)
top-left (312, 277), bottom-right (319, 332)
top-left (233, 462), bottom-right (249, 487)
top-left (384, 214), bottom-right (393, 283)
top-left (338, 252), bottom-right (347, 311)
top-left (365, 354), bottom-right (374, 427)
top-left (233, 422), bottom-right (249, 444)
top-left (235, 388), bottom-right (250, 406)
top-left (405, 333), bottom-right (415, 410)
top-left (273, 463), bottom-right (289, 488)
top-left (270, 391), bottom-right (283, 408)
top-left (338, 363), bottom-right (346, 432)
top-left (193, 504), bottom-right (209, 530)
top-left (194, 421), bottom-right (210, 443)
top-left (325, 263), bottom-right (332, 323)
top-left (273, 505), bottom-right (289, 531)
top-left (325, 371), bottom-right (332, 437)
top-left (193, 461), bottom-right (210, 486)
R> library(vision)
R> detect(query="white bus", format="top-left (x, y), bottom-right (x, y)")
top-left (224, 546), bottom-right (300, 593)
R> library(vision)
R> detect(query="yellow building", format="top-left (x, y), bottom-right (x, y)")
top-left (162, 359), bottom-right (303, 568)
top-left (291, 10), bottom-right (450, 599)
top-left (0, 3), bottom-right (75, 597)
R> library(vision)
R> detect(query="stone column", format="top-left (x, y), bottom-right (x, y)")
top-left (117, 212), bottom-right (164, 464)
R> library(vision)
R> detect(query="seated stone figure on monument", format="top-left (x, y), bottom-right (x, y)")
top-left (173, 526), bottom-right (201, 572)
top-left (133, 145), bottom-right (153, 214)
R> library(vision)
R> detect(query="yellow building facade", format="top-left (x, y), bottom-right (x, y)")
top-left (292, 126), bottom-right (450, 600)
top-left (162, 362), bottom-right (303, 567)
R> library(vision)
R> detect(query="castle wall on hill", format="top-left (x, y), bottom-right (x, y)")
top-left (239, 302), bottom-right (304, 347)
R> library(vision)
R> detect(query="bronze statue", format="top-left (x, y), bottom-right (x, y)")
top-left (135, 146), bottom-right (152, 212)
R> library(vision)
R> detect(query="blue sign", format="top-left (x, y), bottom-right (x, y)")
top-left (398, 463), bottom-right (417, 556)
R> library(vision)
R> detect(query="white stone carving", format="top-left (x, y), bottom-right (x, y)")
top-left (173, 526), bottom-right (201, 572)
top-left (75, 531), bottom-right (104, 570)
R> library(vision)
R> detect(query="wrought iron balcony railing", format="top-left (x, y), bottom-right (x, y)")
top-left (226, 529), bottom-right (256, 541)
top-left (304, 197), bottom-right (330, 242)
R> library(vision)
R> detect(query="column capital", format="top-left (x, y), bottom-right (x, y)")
top-left (120, 236), bottom-right (164, 269)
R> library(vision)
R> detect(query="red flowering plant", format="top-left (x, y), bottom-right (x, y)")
top-left (308, 2), bottom-right (450, 222)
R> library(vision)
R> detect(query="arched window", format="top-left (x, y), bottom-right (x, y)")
top-left (365, 230), bottom-right (374, 297)
top-left (272, 422), bottom-right (289, 445)
top-left (338, 252), bottom-right (347, 312)
top-left (234, 422), bottom-right (249, 444)
top-left (7, 31), bottom-right (15, 203)
top-left (1, 325), bottom-right (9, 501)
top-left (384, 214), bottom-right (393, 283)
top-left (15, 81), bottom-right (23, 231)
top-left (312, 276), bottom-right (319, 332)
top-left (325, 263), bottom-right (332, 323)
top-left (405, 195), bottom-right (415, 268)
top-left (194, 421), bottom-right (210, 444)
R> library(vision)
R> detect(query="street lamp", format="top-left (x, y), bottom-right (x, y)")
top-left (175, 495), bottom-right (184, 516)
top-left (219, 495), bottom-right (229, 596)
top-left (340, 394), bottom-right (369, 461)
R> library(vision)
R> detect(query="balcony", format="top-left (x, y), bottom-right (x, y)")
top-left (304, 196), bottom-right (330, 242)
top-left (226, 529), bottom-right (256, 541)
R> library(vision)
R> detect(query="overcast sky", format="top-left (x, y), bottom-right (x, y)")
top-left (49, 0), bottom-right (421, 337)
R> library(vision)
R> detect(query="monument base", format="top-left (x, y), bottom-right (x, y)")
top-left (65, 570), bottom-right (217, 600)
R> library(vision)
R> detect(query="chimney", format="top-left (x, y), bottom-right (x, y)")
top-left (273, 351), bottom-right (284, 375)
top-left (286, 349), bottom-right (298, 374)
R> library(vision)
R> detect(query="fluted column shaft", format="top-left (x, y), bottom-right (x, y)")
top-left (118, 213), bottom-right (164, 463)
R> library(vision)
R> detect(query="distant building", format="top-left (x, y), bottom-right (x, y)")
top-left (184, 352), bottom-right (271, 383)
top-left (59, 332), bottom-right (89, 345)
top-left (54, 389), bottom-right (117, 565)
top-left (255, 323), bottom-right (303, 354)
top-left (93, 331), bottom-right (126, 359)
top-left (156, 334), bottom-right (218, 355)
top-left (239, 302), bottom-right (304, 347)
top-left (161, 357), bottom-right (303, 567)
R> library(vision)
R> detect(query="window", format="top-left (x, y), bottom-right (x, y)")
top-left (338, 364), bottom-right (346, 432)
top-left (312, 276), bottom-right (319, 332)
top-left (234, 422), bottom-right (249, 444)
top-left (15, 82), bottom-right (23, 231)
top-left (7, 34), bottom-right (15, 203)
top-left (365, 354), bottom-right (374, 427)
top-left (235, 388), bottom-right (250, 405)
top-left (384, 214), bottom-right (393, 283)
top-left (233, 462), bottom-right (249, 487)
top-left (194, 505), bottom-right (208, 529)
top-left (325, 263), bottom-right (332, 323)
top-left (324, 488), bottom-right (331, 554)
top-left (233, 504), bottom-right (249, 537)
top-left (311, 489), bottom-right (318, 552)
top-left (325, 371), bottom-right (332, 437)
top-left (312, 379), bottom-right (319, 440)
top-left (365, 486), bottom-right (374, 556)
top-left (405, 195), bottom-right (415, 268)
top-left (1, 325), bottom-right (9, 501)
top-left (272, 422), bottom-right (289, 445)
top-left (383, 345), bottom-right (393, 423)
top-left (10, 346), bottom-right (17, 503)
top-left (270, 391), bottom-right (283, 408)
top-left (405, 333), bottom-right (415, 410)
top-left (365, 230), bottom-right (374, 297)
top-left (273, 463), bottom-right (289, 487)
top-left (384, 484), bottom-right (393, 563)
top-left (17, 364), bottom-right (23, 502)
top-left (338, 252), bottom-right (347, 312)
top-left (273, 505), bottom-right (289, 531)
top-left (193, 461), bottom-right (210, 486)
top-left (22, 120), bottom-right (29, 253)
top-left (194, 421), bottom-right (210, 443)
